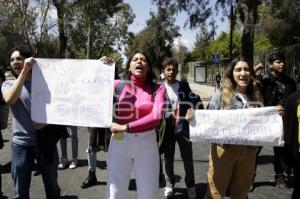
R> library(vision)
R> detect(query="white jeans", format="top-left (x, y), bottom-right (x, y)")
top-left (106, 130), bottom-right (159, 199)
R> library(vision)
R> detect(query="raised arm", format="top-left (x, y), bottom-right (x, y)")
top-left (2, 57), bottom-right (35, 104)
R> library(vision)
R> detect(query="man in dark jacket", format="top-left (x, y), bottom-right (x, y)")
top-left (161, 57), bottom-right (203, 199)
top-left (261, 53), bottom-right (296, 188)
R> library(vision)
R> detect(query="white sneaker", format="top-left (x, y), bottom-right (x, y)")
top-left (187, 186), bottom-right (197, 199)
top-left (69, 159), bottom-right (77, 169)
top-left (164, 187), bottom-right (174, 198)
top-left (58, 158), bottom-right (68, 169)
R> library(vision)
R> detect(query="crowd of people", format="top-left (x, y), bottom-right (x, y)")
top-left (0, 46), bottom-right (299, 199)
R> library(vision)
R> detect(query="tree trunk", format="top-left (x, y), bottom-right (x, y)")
top-left (229, 3), bottom-right (235, 60)
top-left (52, 0), bottom-right (67, 58)
top-left (241, 25), bottom-right (254, 65)
top-left (239, 0), bottom-right (259, 66)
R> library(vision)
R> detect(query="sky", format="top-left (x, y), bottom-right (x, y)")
top-left (124, 0), bottom-right (229, 51)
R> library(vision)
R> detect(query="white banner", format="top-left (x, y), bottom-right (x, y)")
top-left (31, 58), bottom-right (115, 127)
top-left (189, 107), bottom-right (284, 146)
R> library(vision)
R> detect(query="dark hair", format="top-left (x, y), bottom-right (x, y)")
top-left (6, 46), bottom-right (32, 77)
top-left (161, 57), bottom-right (178, 70)
top-left (123, 51), bottom-right (155, 81)
top-left (6, 46), bottom-right (32, 65)
top-left (268, 53), bottom-right (285, 65)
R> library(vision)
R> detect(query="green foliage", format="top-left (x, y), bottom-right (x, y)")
top-left (254, 37), bottom-right (274, 53)
top-left (191, 24), bottom-right (213, 61)
top-left (257, 0), bottom-right (300, 47)
top-left (153, 0), bottom-right (212, 29)
top-left (209, 31), bottom-right (241, 59)
top-left (192, 30), bottom-right (241, 61)
top-left (126, 3), bottom-right (180, 72)
top-left (0, 0), bottom-right (133, 66)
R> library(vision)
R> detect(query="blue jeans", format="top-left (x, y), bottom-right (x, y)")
top-left (87, 151), bottom-right (97, 171)
top-left (11, 143), bottom-right (60, 199)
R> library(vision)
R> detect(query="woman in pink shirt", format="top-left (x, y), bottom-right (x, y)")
top-left (105, 51), bottom-right (166, 199)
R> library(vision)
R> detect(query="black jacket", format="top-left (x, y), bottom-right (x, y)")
top-left (262, 72), bottom-right (296, 106)
top-left (283, 90), bottom-right (300, 166)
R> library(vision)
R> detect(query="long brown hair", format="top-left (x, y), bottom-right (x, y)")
top-left (221, 55), bottom-right (263, 108)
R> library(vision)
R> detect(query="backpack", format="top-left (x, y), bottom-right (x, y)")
top-left (115, 80), bottom-right (169, 154)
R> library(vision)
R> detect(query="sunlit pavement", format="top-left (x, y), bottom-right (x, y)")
top-left (0, 83), bottom-right (292, 199)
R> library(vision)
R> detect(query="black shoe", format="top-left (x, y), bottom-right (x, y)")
top-left (81, 170), bottom-right (97, 189)
top-left (275, 174), bottom-right (287, 189)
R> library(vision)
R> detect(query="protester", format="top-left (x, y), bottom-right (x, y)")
top-left (103, 51), bottom-right (166, 199)
top-left (261, 53), bottom-right (296, 188)
top-left (1, 46), bottom-right (66, 199)
top-left (161, 57), bottom-right (203, 199)
top-left (283, 89), bottom-right (300, 199)
top-left (58, 126), bottom-right (78, 169)
top-left (186, 55), bottom-right (284, 199)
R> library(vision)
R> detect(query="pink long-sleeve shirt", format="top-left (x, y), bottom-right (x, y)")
top-left (114, 76), bottom-right (166, 133)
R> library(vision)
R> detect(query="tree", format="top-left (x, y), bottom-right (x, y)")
top-left (65, 2), bottom-right (134, 71)
top-left (255, 0), bottom-right (300, 76)
top-left (126, 2), bottom-right (180, 72)
top-left (0, 0), bottom-right (56, 56)
top-left (257, 0), bottom-right (300, 47)
top-left (153, 0), bottom-right (213, 29)
top-left (0, 0), bottom-right (132, 63)
top-left (207, 0), bottom-right (261, 63)
top-left (52, 0), bottom-right (134, 61)
top-left (209, 31), bottom-right (241, 59)
top-left (153, 0), bottom-right (261, 64)
top-left (191, 24), bottom-right (214, 61)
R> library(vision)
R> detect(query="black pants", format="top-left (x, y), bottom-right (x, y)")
top-left (292, 163), bottom-right (300, 199)
top-left (273, 146), bottom-right (290, 175)
top-left (163, 134), bottom-right (195, 188)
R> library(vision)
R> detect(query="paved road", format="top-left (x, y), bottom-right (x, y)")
top-left (0, 83), bottom-right (293, 199)
top-left (0, 127), bottom-right (293, 199)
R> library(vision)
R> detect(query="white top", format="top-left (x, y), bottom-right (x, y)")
top-left (164, 81), bottom-right (179, 111)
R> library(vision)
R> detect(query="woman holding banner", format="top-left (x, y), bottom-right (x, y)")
top-left (102, 51), bottom-right (166, 199)
top-left (186, 55), bottom-right (284, 199)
